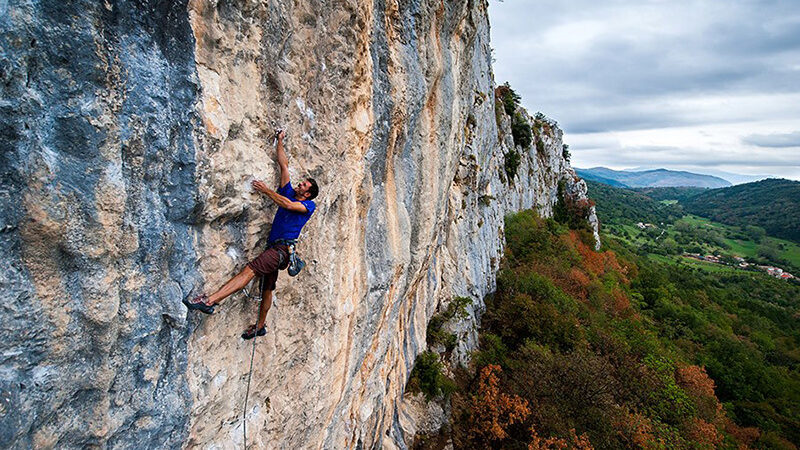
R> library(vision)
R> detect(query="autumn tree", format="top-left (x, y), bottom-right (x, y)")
top-left (466, 365), bottom-right (530, 445)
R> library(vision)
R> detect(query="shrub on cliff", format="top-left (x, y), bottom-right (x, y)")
top-left (511, 112), bottom-right (533, 149)
top-left (407, 351), bottom-right (456, 401)
top-left (494, 82), bottom-right (533, 149)
top-left (554, 179), bottom-right (594, 231)
top-left (495, 82), bottom-right (521, 116)
top-left (504, 148), bottom-right (521, 183)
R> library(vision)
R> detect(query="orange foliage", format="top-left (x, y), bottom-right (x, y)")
top-left (676, 365), bottom-right (725, 424)
top-left (676, 365), bottom-right (716, 398)
top-left (611, 288), bottom-right (632, 316)
top-left (570, 268), bottom-right (592, 288)
top-left (613, 411), bottom-right (658, 449)
top-left (568, 268), bottom-right (592, 300)
top-left (569, 231), bottom-right (606, 276)
top-left (529, 427), bottom-right (594, 450)
top-left (468, 365), bottom-right (531, 443)
top-left (527, 261), bottom-right (588, 302)
top-left (724, 419), bottom-right (760, 449)
top-left (564, 231), bottom-right (631, 284)
top-left (687, 418), bottom-right (723, 448)
top-left (603, 251), bottom-right (629, 284)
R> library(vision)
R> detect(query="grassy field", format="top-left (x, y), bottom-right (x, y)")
top-left (678, 215), bottom-right (800, 265)
top-left (603, 214), bottom-right (800, 276)
top-left (647, 254), bottom-right (740, 273)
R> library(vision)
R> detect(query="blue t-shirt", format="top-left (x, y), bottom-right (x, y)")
top-left (267, 182), bottom-right (316, 243)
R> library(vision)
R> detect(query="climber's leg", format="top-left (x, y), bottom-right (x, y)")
top-left (207, 265), bottom-right (256, 306)
top-left (243, 270), bottom-right (278, 339)
top-left (255, 289), bottom-right (273, 329)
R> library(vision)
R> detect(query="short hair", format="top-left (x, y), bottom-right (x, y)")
top-left (306, 178), bottom-right (319, 200)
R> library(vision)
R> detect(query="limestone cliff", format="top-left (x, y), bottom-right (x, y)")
top-left (0, 0), bottom-right (597, 448)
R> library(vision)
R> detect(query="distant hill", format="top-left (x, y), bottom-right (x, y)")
top-left (576, 167), bottom-right (732, 188)
top-left (682, 178), bottom-right (800, 243)
top-left (627, 167), bottom-right (770, 185)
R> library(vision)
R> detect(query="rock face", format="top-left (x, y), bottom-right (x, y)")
top-left (0, 1), bottom-right (598, 449)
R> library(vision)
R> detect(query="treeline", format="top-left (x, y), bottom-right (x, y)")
top-left (633, 186), bottom-right (706, 203)
top-left (416, 211), bottom-right (800, 449)
top-left (681, 179), bottom-right (800, 243)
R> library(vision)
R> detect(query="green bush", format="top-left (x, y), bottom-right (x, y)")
top-left (472, 333), bottom-right (509, 368)
top-left (511, 112), bottom-right (532, 149)
top-left (497, 82), bottom-right (521, 116)
top-left (504, 148), bottom-right (521, 183)
top-left (643, 355), bottom-right (696, 424)
top-left (407, 351), bottom-right (457, 401)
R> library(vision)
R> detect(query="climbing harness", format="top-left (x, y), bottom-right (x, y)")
top-left (268, 239), bottom-right (305, 276)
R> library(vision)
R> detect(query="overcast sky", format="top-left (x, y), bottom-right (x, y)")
top-left (488, 0), bottom-right (800, 181)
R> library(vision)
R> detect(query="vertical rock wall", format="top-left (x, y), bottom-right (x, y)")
top-left (0, 0), bottom-right (598, 448)
top-left (1, 0), bottom-right (201, 448)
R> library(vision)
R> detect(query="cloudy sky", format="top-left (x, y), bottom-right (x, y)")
top-left (488, 0), bottom-right (800, 181)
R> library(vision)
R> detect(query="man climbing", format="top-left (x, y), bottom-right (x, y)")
top-left (183, 130), bottom-right (319, 339)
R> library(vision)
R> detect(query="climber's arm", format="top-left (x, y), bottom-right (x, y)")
top-left (275, 130), bottom-right (290, 188)
top-left (251, 180), bottom-right (308, 214)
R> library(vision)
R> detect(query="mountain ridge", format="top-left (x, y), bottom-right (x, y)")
top-left (576, 166), bottom-right (732, 188)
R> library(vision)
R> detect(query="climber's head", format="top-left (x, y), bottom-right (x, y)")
top-left (295, 178), bottom-right (319, 201)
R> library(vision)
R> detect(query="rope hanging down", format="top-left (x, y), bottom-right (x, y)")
top-left (243, 329), bottom-right (257, 449)
top-left (242, 275), bottom-right (265, 449)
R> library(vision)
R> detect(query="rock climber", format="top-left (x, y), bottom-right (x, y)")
top-left (183, 130), bottom-right (318, 339)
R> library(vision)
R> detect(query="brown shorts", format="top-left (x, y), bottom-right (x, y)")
top-left (247, 244), bottom-right (290, 291)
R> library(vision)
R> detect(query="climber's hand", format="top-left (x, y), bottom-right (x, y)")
top-left (251, 180), bottom-right (270, 194)
top-left (276, 129), bottom-right (285, 141)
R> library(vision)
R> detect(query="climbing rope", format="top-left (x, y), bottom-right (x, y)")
top-left (242, 275), bottom-right (264, 450)
top-left (243, 329), bottom-right (257, 449)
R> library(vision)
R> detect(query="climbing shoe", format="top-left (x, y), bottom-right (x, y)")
top-left (183, 294), bottom-right (215, 315)
top-left (241, 324), bottom-right (266, 340)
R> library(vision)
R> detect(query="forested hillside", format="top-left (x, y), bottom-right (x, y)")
top-left (633, 186), bottom-right (707, 203)
top-left (681, 179), bottom-right (800, 243)
top-left (587, 180), bottom-right (684, 226)
top-left (418, 211), bottom-right (800, 449)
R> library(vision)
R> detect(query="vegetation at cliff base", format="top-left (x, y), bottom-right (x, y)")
top-left (441, 210), bottom-right (800, 449)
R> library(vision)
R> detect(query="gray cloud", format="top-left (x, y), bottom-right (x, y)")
top-left (489, 0), bottom-right (800, 136)
top-left (488, 0), bottom-right (800, 179)
top-left (742, 131), bottom-right (800, 147)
